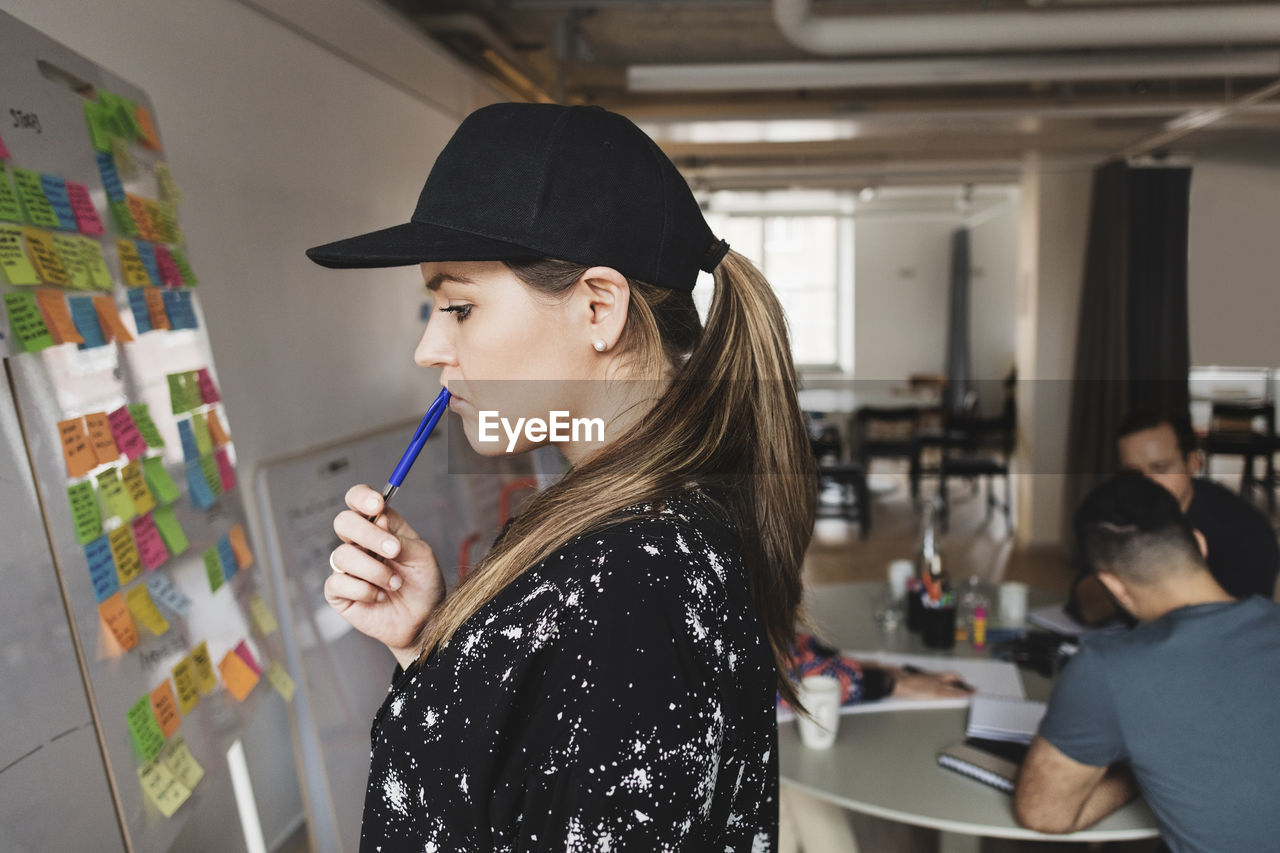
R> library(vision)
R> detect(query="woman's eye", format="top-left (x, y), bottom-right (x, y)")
top-left (439, 304), bottom-right (472, 322)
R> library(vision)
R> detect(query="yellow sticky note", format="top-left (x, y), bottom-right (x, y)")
top-left (190, 641), bottom-right (218, 695)
top-left (125, 585), bottom-right (170, 636)
top-left (0, 225), bottom-right (40, 285)
top-left (137, 756), bottom-right (191, 818)
top-left (98, 591), bottom-right (139, 652)
top-left (108, 524), bottom-right (143, 585)
top-left (265, 661), bottom-right (296, 702)
top-left (160, 735), bottom-right (204, 791)
top-left (51, 234), bottom-right (92, 290)
top-left (79, 237), bottom-right (114, 291)
top-left (249, 594), bottom-right (278, 635)
top-left (155, 162), bottom-right (183, 204)
top-left (150, 679), bottom-right (182, 739)
top-left (120, 459), bottom-right (157, 515)
top-left (218, 649), bottom-right (259, 701)
top-left (115, 238), bottom-right (152, 287)
top-left (170, 656), bottom-right (201, 714)
top-left (22, 227), bottom-right (70, 286)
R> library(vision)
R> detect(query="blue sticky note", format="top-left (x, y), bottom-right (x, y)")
top-left (177, 419), bottom-right (199, 463)
top-left (145, 573), bottom-right (192, 617)
top-left (95, 151), bottom-right (125, 202)
top-left (40, 174), bottom-right (78, 231)
top-left (134, 240), bottom-right (160, 285)
top-left (68, 296), bottom-right (107, 348)
top-left (170, 290), bottom-right (199, 330)
top-left (84, 534), bottom-right (119, 603)
top-left (185, 460), bottom-right (216, 509)
top-left (126, 287), bottom-right (152, 333)
top-left (217, 534), bottom-right (238, 582)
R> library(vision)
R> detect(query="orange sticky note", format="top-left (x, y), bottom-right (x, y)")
top-left (207, 409), bottom-right (231, 447)
top-left (33, 290), bottom-right (85, 345)
top-left (22, 227), bottom-right (70, 286)
top-left (228, 524), bottom-right (254, 570)
top-left (57, 417), bottom-right (97, 478)
top-left (218, 649), bottom-right (259, 701)
top-left (84, 411), bottom-right (121, 465)
top-left (92, 295), bottom-right (135, 343)
top-left (136, 106), bottom-right (161, 151)
top-left (98, 591), bottom-right (139, 652)
top-left (144, 287), bottom-right (171, 330)
top-left (125, 194), bottom-right (158, 242)
top-left (150, 680), bottom-right (181, 738)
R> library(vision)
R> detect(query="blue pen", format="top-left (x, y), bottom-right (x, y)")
top-left (378, 387), bottom-right (451, 511)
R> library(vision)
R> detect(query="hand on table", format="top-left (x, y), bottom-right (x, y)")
top-left (326, 484), bottom-right (445, 668)
top-left (887, 666), bottom-right (975, 700)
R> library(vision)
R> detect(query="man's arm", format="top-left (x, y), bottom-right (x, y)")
top-left (1013, 735), bottom-right (1138, 834)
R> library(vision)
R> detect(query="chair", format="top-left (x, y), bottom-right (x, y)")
top-left (808, 412), bottom-right (871, 537)
top-left (1203, 400), bottom-right (1276, 513)
top-left (937, 397), bottom-right (1016, 531)
top-left (852, 406), bottom-right (923, 500)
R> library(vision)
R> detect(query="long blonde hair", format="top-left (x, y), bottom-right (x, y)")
top-left (415, 250), bottom-right (817, 708)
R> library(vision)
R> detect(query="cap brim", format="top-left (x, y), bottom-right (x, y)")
top-left (306, 220), bottom-right (544, 269)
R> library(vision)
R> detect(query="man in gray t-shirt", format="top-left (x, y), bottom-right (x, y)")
top-left (1014, 474), bottom-right (1280, 851)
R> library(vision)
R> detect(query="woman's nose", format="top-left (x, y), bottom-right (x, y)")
top-left (414, 317), bottom-right (455, 369)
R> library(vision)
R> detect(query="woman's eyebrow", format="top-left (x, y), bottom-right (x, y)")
top-left (425, 272), bottom-right (477, 292)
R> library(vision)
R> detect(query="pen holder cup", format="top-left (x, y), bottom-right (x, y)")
top-left (920, 603), bottom-right (957, 650)
top-left (906, 582), bottom-right (926, 632)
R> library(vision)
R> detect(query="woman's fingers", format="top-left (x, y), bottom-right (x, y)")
top-left (346, 484), bottom-right (385, 517)
top-left (334, 509), bottom-right (403, 559)
top-left (324, 570), bottom-right (387, 606)
top-left (329, 542), bottom-right (403, 591)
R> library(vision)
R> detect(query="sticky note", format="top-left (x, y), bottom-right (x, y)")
top-left (95, 151), bottom-right (125, 202)
top-left (249, 594), bottom-right (277, 635)
top-left (68, 296), bottom-right (106, 347)
top-left (207, 409), bottom-right (230, 447)
top-left (0, 225), bottom-right (40, 284)
top-left (80, 239), bottom-right (114, 290)
top-left (65, 180), bottom-right (106, 235)
top-left (160, 736), bottom-right (204, 791)
top-left (218, 650), bottom-right (259, 701)
top-left (4, 291), bottom-right (56, 352)
top-left (40, 175), bottom-right (78, 232)
top-left (265, 661), bottom-right (296, 702)
top-left (108, 524), bottom-right (143, 585)
top-left (169, 372), bottom-right (198, 415)
top-left (190, 641), bottom-right (218, 694)
top-left (215, 448), bottom-right (237, 494)
top-left (153, 244), bottom-right (183, 287)
top-left (143, 199), bottom-right (169, 243)
top-left (186, 461), bottom-right (216, 509)
top-left (135, 105), bottom-right (161, 150)
top-left (0, 167), bottom-right (23, 222)
top-left (101, 91), bottom-right (143, 140)
top-left (128, 693), bottom-right (166, 762)
top-left (84, 100), bottom-right (113, 152)
top-left (146, 572), bottom-right (191, 617)
top-left (107, 405), bottom-right (148, 461)
top-left (216, 534), bottom-right (237, 581)
top-left (34, 290), bottom-right (84, 344)
top-left (228, 523), bottom-right (254, 569)
top-left (150, 680), bottom-right (181, 739)
top-left (111, 137), bottom-right (137, 180)
top-left (109, 200), bottom-right (137, 236)
top-left (196, 368), bottom-right (221, 404)
top-left (97, 468), bottom-right (136, 522)
top-left (0, 130), bottom-right (6, 158)
top-left (57, 417), bottom-right (97, 478)
top-left (84, 534), bottom-right (120, 603)
top-left (177, 420), bottom-right (199, 462)
top-left (126, 584), bottom-right (169, 635)
top-left (138, 757), bottom-right (191, 818)
top-left (155, 202), bottom-right (181, 245)
top-left (170, 657), bottom-right (201, 714)
top-left (116, 239), bottom-right (152, 287)
top-left (132, 513), bottom-right (170, 571)
top-left (85, 411), bottom-right (121, 465)
top-left (151, 505), bottom-right (188, 557)
top-left (233, 640), bottom-right (262, 676)
top-left (191, 413), bottom-right (212, 455)
top-left (203, 547), bottom-right (224, 593)
top-left (127, 288), bottom-right (152, 333)
top-left (145, 287), bottom-right (171, 331)
top-left (99, 591), bottom-right (139, 652)
top-left (134, 241), bottom-right (161, 284)
top-left (155, 163), bottom-right (183, 203)
top-left (200, 453), bottom-right (223, 498)
top-left (91, 295), bottom-right (128, 339)
top-left (23, 228), bottom-right (70, 285)
top-left (127, 403), bottom-right (164, 448)
top-left (126, 195), bottom-right (158, 242)
top-left (12, 168), bottom-right (60, 229)
top-left (142, 457), bottom-right (180, 505)
top-left (168, 247), bottom-right (197, 286)
top-left (121, 459), bottom-right (157, 515)
top-left (162, 290), bottom-right (198, 330)
top-left (67, 481), bottom-right (102, 544)
top-left (51, 234), bottom-right (91, 290)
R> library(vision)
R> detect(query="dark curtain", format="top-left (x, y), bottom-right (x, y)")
top-left (1064, 160), bottom-right (1192, 524)
top-left (945, 227), bottom-right (972, 415)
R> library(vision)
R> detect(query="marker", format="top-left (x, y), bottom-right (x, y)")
top-left (378, 388), bottom-right (451, 512)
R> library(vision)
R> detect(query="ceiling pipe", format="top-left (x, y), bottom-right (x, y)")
top-left (772, 0), bottom-right (1280, 55)
top-left (418, 13), bottom-right (556, 103)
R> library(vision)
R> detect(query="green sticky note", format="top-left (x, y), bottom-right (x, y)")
top-left (168, 373), bottom-right (193, 414)
top-left (0, 225), bottom-right (41, 285)
top-left (129, 404), bottom-right (165, 448)
top-left (0, 167), bottom-right (23, 223)
top-left (79, 237), bottom-right (114, 290)
top-left (151, 504), bottom-right (189, 557)
top-left (191, 413), bottom-right (212, 455)
top-left (168, 247), bottom-right (197, 287)
top-left (4, 291), bottom-right (56, 352)
top-left (108, 199), bottom-right (138, 237)
top-left (11, 168), bottom-right (60, 229)
top-left (141, 457), bottom-right (180, 505)
top-left (96, 468), bottom-right (137, 522)
top-left (83, 100), bottom-right (112, 152)
top-left (67, 481), bottom-right (102, 545)
top-left (51, 234), bottom-right (92, 289)
top-left (127, 693), bottom-right (165, 762)
top-left (204, 546), bottom-right (224, 593)
top-left (198, 453), bottom-right (223, 497)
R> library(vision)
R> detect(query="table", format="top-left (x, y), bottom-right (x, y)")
top-left (778, 582), bottom-right (1159, 843)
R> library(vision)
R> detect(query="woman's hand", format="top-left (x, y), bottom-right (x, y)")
top-left (325, 484), bottom-right (445, 669)
top-left (887, 666), bottom-right (975, 700)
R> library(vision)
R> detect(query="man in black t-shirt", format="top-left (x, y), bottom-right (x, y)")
top-left (1072, 410), bottom-right (1279, 624)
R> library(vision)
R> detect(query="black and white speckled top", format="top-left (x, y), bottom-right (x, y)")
top-left (360, 485), bottom-right (779, 852)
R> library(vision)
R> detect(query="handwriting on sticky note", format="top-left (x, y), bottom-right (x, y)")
top-left (135, 241), bottom-right (160, 284)
top-left (107, 405), bottom-right (148, 461)
top-left (126, 194), bottom-right (159, 242)
top-left (131, 513), bottom-right (170, 571)
top-left (65, 181), bottom-right (105, 235)
top-left (52, 234), bottom-right (92, 290)
top-left (207, 408), bottom-right (231, 447)
top-left (128, 403), bottom-right (164, 448)
top-left (126, 584), bottom-right (169, 635)
top-left (67, 481), bottom-right (102, 544)
top-left (108, 524), bottom-right (143, 585)
top-left (229, 523), bottom-right (254, 569)
top-left (138, 756), bottom-right (191, 818)
top-left (170, 657), bottom-right (201, 714)
top-left (95, 151), bottom-right (125, 202)
top-left (146, 572), bottom-right (191, 618)
top-left (84, 534), bottom-right (120, 604)
top-left (218, 649), bottom-right (259, 701)
top-left (196, 368), bottom-right (221, 404)
top-left (128, 692), bottom-right (166, 762)
top-left (84, 411), bottom-right (121, 465)
top-left (150, 679), bottom-right (181, 739)
top-left (116, 238), bottom-right (152, 287)
top-left (22, 227), bottom-right (70, 286)
top-left (34, 289), bottom-right (83, 345)
top-left (169, 247), bottom-right (197, 286)
top-left (126, 287), bottom-right (151, 333)
top-left (58, 417), bottom-right (97, 478)
top-left (216, 534), bottom-right (237, 581)
top-left (99, 591), bottom-right (139, 653)
top-left (249, 594), bottom-right (278, 635)
top-left (4, 291), bottom-right (56, 352)
top-left (154, 244), bottom-right (183, 286)
top-left (203, 546), bottom-right (224, 593)
top-left (150, 504), bottom-right (188, 556)
top-left (160, 736), bottom-right (204, 791)
top-left (142, 456), bottom-right (180, 505)
top-left (191, 413), bottom-right (212, 455)
top-left (68, 296), bottom-right (107, 347)
top-left (40, 175), bottom-right (78, 231)
top-left (266, 661), bottom-right (296, 702)
top-left (190, 641), bottom-right (218, 694)
top-left (0, 167), bottom-right (22, 223)
top-left (121, 459), bottom-right (157, 515)
top-left (12, 168), bottom-right (59, 229)
top-left (0, 225), bottom-right (40, 285)
top-left (144, 287), bottom-right (171, 330)
top-left (97, 468), bottom-right (136, 522)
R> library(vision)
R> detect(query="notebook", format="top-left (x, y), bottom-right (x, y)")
top-left (937, 738), bottom-right (1030, 793)
top-left (965, 694), bottom-right (1046, 744)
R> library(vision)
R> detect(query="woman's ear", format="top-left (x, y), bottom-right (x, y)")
top-left (576, 266), bottom-right (630, 349)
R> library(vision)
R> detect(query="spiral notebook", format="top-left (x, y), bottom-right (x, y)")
top-left (937, 738), bottom-right (1030, 793)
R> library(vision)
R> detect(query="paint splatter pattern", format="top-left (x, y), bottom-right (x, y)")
top-left (361, 486), bottom-right (779, 852)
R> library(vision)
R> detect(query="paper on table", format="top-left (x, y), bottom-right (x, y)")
top-left (58, 417), bottom-right (97, 478)
top-left (150, 679), bottom-right (181, 739)
top-left (85, 411), bottom-right (120, 465)
top-left (5, 291), bottom-right (56, 352)
top-left (966, 694), bottom-right (1047, 744)
top-left (171, 657), bottom-right (201, 714)
top-left (1025, 603), bottom-right (1117, 636)
top-left (218, 649), bottom-right (259, 701)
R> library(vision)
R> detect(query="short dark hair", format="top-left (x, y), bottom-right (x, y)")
top-left (1116, 409), bottom-right (1198, 458)
top-left (1074, 472), bottom-right (1204, 583)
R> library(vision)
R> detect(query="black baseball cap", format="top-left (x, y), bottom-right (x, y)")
top-left (305, 102), bottom-right (728, 293)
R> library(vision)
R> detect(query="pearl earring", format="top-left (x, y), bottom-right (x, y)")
top-left (593, 339), bottom-right (607, 352)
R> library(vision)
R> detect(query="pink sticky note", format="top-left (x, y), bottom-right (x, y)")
top-left (233, 639), bottom-right (263, 676)
top-left (153, 245), bottom-right (184, 287)
top-left (214, 447), bottom-right (237, 493)
top-left (65, 181), bottom-right (105, 235)
top-left (196, 368), bottom-right (221, 405)
top-left (131, 512), bottom-right (171, 571)
top-left (106, 406), bottom-right (148, 462)
top-left (0, 131), bottom-right (8, 159)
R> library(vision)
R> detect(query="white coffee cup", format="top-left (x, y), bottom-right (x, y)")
top-left (795, 675), bottom-right (842, 749)
top-left (998, 581), bottom-right (1029, 626)
top-left (888, 559), bottom-right (915, 600)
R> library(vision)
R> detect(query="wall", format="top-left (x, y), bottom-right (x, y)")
top-left (969, 200), bottom-right (1020, 387)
